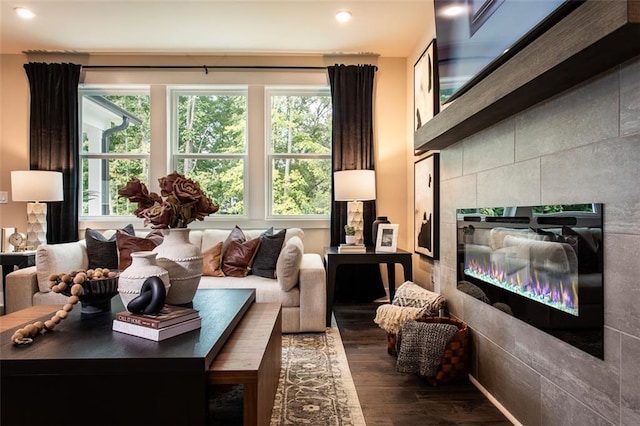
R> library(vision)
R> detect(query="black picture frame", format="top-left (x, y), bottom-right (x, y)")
top-left (414, 152), bottom-right (439, 259)
top-left (413, 38), bottom-right (440, 131)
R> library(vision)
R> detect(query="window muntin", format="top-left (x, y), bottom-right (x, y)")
top-left (267, 89), bottom-right (332, 217)
top-left (171, 89), bottom-right (248, 216)
top-left (80, 89), bottom-right (150, 216)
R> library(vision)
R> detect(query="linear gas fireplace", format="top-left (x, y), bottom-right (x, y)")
top-left (457, 204), bottom-right (604, 359)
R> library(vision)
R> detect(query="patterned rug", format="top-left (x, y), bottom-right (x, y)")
top-left (270, 327), bottom-right (366, 425)
top-left (209, 326), bottom-right (366, 425)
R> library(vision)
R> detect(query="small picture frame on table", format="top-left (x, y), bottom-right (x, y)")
top-left (375, 224), bottom-right (399, 252)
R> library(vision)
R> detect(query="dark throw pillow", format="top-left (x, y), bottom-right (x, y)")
top-left (116, 229), bottom-right (164, 270)
top-left (86, 224), bottom-right (135, 270)
top-left (252, 228), bottom-right (286, 279)
top-left (222, 237), bottom-right (261, 278)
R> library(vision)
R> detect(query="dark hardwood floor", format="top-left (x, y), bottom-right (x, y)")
top-left (333, 302), bottom-right (512, 426)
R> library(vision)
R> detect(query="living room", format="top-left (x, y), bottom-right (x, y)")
top-left (1, 1), bottom-right (639, 425)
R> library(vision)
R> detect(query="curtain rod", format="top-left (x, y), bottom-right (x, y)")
top-left (81, 65), bottom-right (328, 73)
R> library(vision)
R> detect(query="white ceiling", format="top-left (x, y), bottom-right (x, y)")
top-left (0, 1), bottom-right (432, 57)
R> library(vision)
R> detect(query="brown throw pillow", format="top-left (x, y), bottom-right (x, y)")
top-left (116, 229), bottom-right (164, 270)
top-left (202, 241), bottom-right (225, 277)
top-left (222, 237), bottom-right (261, 277)
top-left (222, 225), bottom-right (247, 255)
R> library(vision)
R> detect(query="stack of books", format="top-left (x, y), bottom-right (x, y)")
top-left (338, 243), bottom-right (366, 253)
top-left (112, 304), bottom-right (201, 341)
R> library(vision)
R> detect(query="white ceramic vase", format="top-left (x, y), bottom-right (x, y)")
top-left (152, 228), bottom-right (203, 305)
top-left (118, 251), bottom-right (171, 309)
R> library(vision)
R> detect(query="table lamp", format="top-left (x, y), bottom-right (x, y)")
top-left (11, 170), bottom-right (64, 248)
top-left (334, 170), bottom-right (376, 245)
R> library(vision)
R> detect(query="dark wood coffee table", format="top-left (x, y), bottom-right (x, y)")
top-left (0, 288), bottom-right (255, 426)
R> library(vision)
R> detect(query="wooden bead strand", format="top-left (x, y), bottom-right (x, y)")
top-left (10, 268), bottom-right (115, 345)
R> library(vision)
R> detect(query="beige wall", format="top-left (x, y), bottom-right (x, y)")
top-left (0, 53), bottom-right (409, 262)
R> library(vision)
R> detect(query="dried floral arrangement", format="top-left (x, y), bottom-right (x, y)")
top-left (118, 172), bottom-right (219, 228)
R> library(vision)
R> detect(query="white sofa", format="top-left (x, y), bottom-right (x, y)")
top-left (4, 228), bottom-right (326, 333)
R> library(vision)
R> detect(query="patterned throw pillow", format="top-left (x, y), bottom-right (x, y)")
top-left (391, 281), bottom-right (446, 315)
top-left (86, 224), bottom-right (135, 270)
top-left (202, 241), bottom-right (225, 277)
top-left (252, 228), bottom-right (286, 279)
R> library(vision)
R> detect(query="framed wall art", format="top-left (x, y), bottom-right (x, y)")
top-left (414, 38), bottom-right (440, 131)
top-left (414, 153), bottom-right (439, 259)
top-left (375, 224), bottom-right (399, 253)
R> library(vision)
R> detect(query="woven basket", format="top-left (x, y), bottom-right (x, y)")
top-left (387, 316), bottom-right (469, 386)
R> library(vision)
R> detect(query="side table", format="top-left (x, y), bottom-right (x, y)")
top-left (0, 251), bottom-right (36, 311)
top-left (324, 247), bottom-right (413, 326)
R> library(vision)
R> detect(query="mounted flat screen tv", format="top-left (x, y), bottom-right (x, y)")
top-left (434, 0), bottom-right (583, 105)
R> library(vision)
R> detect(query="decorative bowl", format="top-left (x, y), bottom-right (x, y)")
top-left (57, 276), bottom-right (120, 315)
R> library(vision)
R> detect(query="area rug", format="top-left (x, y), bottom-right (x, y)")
top-left (270, 327), bottom-right (366, 425)
top-left (209, 326), bottom-right (366, 425)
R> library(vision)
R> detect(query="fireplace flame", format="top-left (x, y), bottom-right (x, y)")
top-left (464, 256), bottom-right (579, 316)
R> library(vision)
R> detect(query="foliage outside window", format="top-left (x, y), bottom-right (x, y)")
top-left (80, 83), bottom-right (332, 223)
top-left (268, 89), bottom-right (332, 217)
top-left (171, 89), bottom-right (247, 215)
top-left (80, 89), bottom-right (150, 216)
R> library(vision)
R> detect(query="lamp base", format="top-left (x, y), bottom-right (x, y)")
top-left (26, 202), bottom-right (47, 248)
top-left (346, 200), bottom-right (364, 245)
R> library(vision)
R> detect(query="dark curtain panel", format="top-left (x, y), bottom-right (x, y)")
top-left (328, 64), bottom-right (386, 302)
top-left (24, 62), bottom-right (81, 243)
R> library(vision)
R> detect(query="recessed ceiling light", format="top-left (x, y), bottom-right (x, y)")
top-left (335, 10), bottom-right (352, 23)
top-left (441, 5), bottom-right (467, 17)
top-left (15, 7), bottom-right (35, 19)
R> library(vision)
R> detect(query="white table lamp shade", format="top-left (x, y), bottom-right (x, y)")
top-left (334, 170), bottom-right (376, 201)
top-left (11, 170), bottom-right (64, 202)
top-left (334, 170), bottom-right (376, 245)
top-left (11, 170), bottom-right (64, 249)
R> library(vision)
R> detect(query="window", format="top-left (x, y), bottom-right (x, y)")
top-left (80, 88), bottom-right (150, 216)
top-left (267, 88), bottom-right (332, 217)
top-left (79, 77), bottom-right (331, 227)
top-left (170, 88), bottom-right (248, 215)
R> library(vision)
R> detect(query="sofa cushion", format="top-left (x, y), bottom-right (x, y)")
top-left (202, 241), bottom-right (225, 277)
top-left (276, 236), bottom-right (303, 291)
top-left (198, 275), bottom-right (300, 307)
top-left (252, 228), bottom-right (286, 279)
top-left (116, 229), bottom-right (164, 270)
top-left (222, 237), bottom-right (261, 277)
top-left (36, 241), bottom-right (89, 293)
top-left (85, 224), bottom-right (134, 270)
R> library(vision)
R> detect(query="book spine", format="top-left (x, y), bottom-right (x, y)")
top-left (115, 314), bottom-right (160, 329)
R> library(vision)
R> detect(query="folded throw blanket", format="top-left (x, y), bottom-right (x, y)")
top-left (395, 320), bottom-right (459, 378)
top-left (373, 304), bottom-right (424, 335)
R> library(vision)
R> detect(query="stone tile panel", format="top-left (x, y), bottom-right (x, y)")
top-left (621, 333), bottom-right (640, 425)
top-left (515, 70), bottom-right (619, 162)
top-left (476, 333), bottom-right (541, 425)
top-left (540, 378), bottom-right (614, 425)
top-left (541, 134), bottom-right (640, 204)
top-left (604, 233), bottom-right (640, 338)
top-left (620, 57), bottom-right (640, 136)
top-left (463, 119), bottom-right (515, 175)
top-left (477, 158), bottom-right (541, 207)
